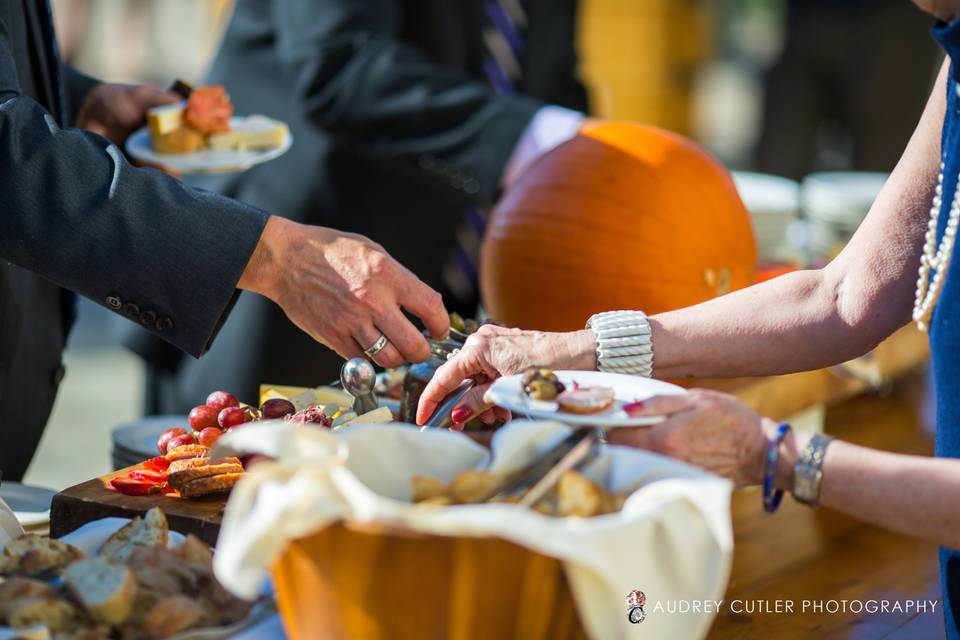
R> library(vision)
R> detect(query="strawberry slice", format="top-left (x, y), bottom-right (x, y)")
top-left (129, 469), bottom-right (167, 484)
top-left (143, 456), bottom-right (171, 472)
top-left (110, 477), bottom-right (161, 496)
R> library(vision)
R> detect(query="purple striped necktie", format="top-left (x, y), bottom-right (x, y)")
top-left (443, 0), bottom-right (528, 303)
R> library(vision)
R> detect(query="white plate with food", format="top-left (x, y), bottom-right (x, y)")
top-left (486, 370), bottom-right (685, 428)
top-left (125, 84), bottom-right (291, 174)
top-left (126, 116), bottom-right (291, 174)
top-left (0, 509), bottom-right (276, 640)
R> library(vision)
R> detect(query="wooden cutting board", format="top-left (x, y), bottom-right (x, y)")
top-left (50, 465), bottom-right (226, 545)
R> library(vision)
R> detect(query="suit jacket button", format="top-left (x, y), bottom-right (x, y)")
top-left (105, 295), bottom-right (122, 309)
top-left (464, 178), bottom-right (480, 195)
top-left (155, 316), bottom-right (174, 332)
top-left (51, 363), bottom-right (66, 386)
top-left (122, 302), bottom-right (140, 317)
top-left (139, 310), bottom-right (157, 327)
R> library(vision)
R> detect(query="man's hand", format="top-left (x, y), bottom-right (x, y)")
top-left (239, 216), bottom-right (450, 368)
top-left (76, 83), bottom-right (181, 146)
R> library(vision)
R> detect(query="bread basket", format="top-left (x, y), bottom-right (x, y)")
top-left (272, 521), bottom-right (587, 639)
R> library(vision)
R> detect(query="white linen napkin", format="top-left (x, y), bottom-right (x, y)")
top-left (210, 421), bottom-right (733, 640)
top-left (0, 496), bottom-right (24, 545)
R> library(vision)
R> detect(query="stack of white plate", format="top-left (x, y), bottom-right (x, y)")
top-left (732, 171), bottom-right (801, 262)
top-left (0, 482), bottom-right (57, 531)
top-left (111, 415), bottom-right (186, 469)
top-left (802, 172), bottom-right (887, 259)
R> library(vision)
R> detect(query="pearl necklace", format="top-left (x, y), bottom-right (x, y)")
top-left (913, 162), bottom-right (960, 332)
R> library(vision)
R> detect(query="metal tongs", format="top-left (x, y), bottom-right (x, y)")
top-left (479, 427), bottom-right (601, 506)
top-left (420, 324), bottom-right (487, 429)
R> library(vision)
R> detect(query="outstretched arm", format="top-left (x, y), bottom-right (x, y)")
top-left (0, 14), bottom-right (447, 366)
top-left (610, 391), bottom-right (960, 550)
top-left (417, 61), bottom-right (948, 423)
top-left (646, 60), bottom-right (945, 378)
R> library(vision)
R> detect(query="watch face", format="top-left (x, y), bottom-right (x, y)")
top-left (793, 466), bottom-right (822, 504)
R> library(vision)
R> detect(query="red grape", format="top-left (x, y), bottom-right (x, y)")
top-left (165, 432), bottom-right (197, 453)
top-left (188, 405), bottom-right (220, 431)
top-left (157, 427), bottom-right (187, 455)
top-left (260, 398), bottom-right (295, 420)
top-left (206, 390), bottom-right (239, 412)
top-left (219, 406), bottom-right (254, 429)
top-left (285, 405), bottom-right (333, 428)
top-left (197, 427), bottom-right (222, 448)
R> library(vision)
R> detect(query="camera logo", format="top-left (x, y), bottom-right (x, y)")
top-left (627, 589), bottom-right (646, 624)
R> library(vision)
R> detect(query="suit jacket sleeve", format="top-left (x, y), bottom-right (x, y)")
top-left (272, 0), bottom-right (543, 203)
top-left (0, 20), bottom-right (268, 358)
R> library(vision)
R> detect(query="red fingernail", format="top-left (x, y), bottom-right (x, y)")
top-left (451, 406), bottom-right (473, 424)
top-left (624, 400), bottom-right (645, 416)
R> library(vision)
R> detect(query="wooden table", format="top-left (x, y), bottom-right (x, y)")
top-left (709, 371), bottom-right (946, 639)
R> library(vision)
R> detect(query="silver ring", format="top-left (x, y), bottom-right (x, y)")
top-left (446, 348), bottom-right (460, 361)
top-left (363, 334), bottom-right (389, 358)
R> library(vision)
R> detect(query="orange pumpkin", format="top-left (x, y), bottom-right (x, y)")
top-left (480, 122), bottom-right (757, 331)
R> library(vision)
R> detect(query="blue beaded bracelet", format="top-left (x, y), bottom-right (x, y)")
top-left (762, 423), bottom-right (792, 513)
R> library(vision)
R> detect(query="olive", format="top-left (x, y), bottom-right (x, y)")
top-left (449, 312), bottom-right (466, 333)
top-left (526, 379), bottom-right (560, 401)
top-left (521, 366), bottom-right (540, 387)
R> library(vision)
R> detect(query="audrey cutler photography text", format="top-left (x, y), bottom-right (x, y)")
top-left (645, 599), bottom-right (941, 615)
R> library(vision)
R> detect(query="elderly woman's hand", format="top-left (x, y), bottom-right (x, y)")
top-left (414, 325), bottom-right (597, 427)
top-left (608, 389), bottom-right (788, 488)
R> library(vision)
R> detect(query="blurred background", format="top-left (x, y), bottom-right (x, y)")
top-left (26, 0), bottom-right (942, 488)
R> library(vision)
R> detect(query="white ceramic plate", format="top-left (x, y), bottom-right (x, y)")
top-left (0, 482), bottom-right (56, 527)
top-left (487, 370), bottom-right (685, 428)
top-left (125, 116), bottom-right (292, 175)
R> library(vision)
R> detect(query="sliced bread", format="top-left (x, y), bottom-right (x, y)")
top-left (64, 556), bottom-right (138, 625)
top-left (99, 508), bottom-right (168, 563)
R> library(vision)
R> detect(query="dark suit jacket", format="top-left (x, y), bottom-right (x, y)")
top-left (0, 0), bottom-right (269, 479)
top-left (135, 0), bottom-right (588, 412)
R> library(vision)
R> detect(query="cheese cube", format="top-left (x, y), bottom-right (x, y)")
top-left (146, 101), bottom-right (186, 137)
top-left (207, 115), bottom-right (288, 151)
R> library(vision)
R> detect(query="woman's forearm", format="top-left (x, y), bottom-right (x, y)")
top-left (777, 434), bottom-right (960, 549)
top-left (644, 60), bottom-right (948, 380)
top-left (559, 264), bottom-right (911, 377)
top-left (649, 269), bottom-right (865, 378)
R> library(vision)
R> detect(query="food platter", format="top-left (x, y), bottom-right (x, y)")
top-left (1, 513), bottom-right (277, 640)
top-left (126, 116), bottom-right (292, 174)
top-left (486, 370), bottom-right (685, 428)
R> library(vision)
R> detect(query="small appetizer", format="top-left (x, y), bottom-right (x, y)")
top-left (410, 470), bottom-right (625, 518)
top-left (556, 386), bottom-right (615, 415)
top-left (521, 367), bottom-right (566, 401)
top-left (145, 83), bottom-right (288, 155)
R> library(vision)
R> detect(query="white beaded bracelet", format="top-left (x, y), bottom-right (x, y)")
top-left (586, 310), bottom-right (654, 377)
